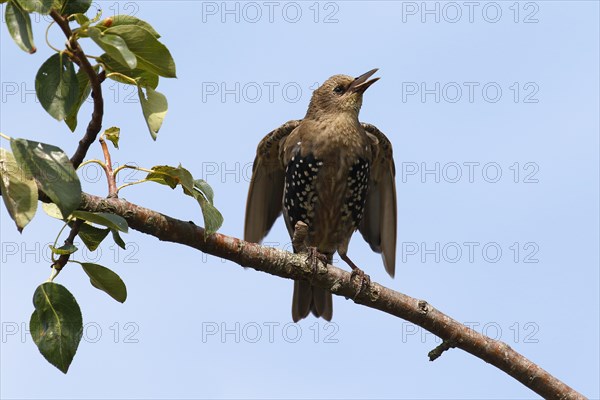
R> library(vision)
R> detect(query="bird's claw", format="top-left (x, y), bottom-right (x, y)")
top-left (350, 267), bottom-right (371, 299)
top-left (306, 247), bottom-right (327, 280)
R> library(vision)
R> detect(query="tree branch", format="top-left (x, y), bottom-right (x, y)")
top-left (54, 218), bottom-right (83, 271)
top-left (49, 10), bottom-right (104, 169)
top-left (75, 192), bottom-right (585, 399)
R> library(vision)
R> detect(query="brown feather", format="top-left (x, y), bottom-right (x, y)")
top-left (244, 120), bottom-right (300, 243)
top-left (359, 123), bottom-right (397, 277)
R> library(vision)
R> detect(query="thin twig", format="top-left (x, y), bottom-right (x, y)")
top-left (99, 135), bottom-right (117, 197)
top-left (428, 339), bottom-right (457, 361)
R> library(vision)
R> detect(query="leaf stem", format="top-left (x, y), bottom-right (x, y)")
top-left (77, 159), bottom-right (106, 170)
top-left (51, 219), bottom-right (72, 263)
top-left (47, 266), bottom-right (60, 282)
top-left (116, 179), bottom-right (150, 194)
top-left (112, 164), bottom-right (139, 176)
top-left (105, 72), bottom-right (138, 86)
top-left (44, 20), bottom-right (62, 53)
top-left (113, 166), bottom-right (156, 193)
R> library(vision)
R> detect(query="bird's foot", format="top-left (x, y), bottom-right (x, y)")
top-left (341, 253), bottom-right (370, 298)
top-left (349, 267), bottom-right (371, 299)
top-left (306, 247), bottom-right (328, 280)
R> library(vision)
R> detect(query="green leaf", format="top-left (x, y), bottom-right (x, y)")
top-left (192, 179), bottom-right (222, 233)
top-left (30, 282), bottom-right (83, 374)
top-left (81, 263), bottom-right (127, 303)
top-left (102, 127), bottom-right (120, 148)
top-left (42, 201), bottom-right (64, 219)
top-left (146, 165), bottom-right (194, 190)
top-left (71, 5), bottom-right (102, 29)
top-left (195, 193), bottom-right (224, 234)
top-left (104, 25), bottom-right (176, 78)
top-left (97, 14), bottom-right (160, 38)
top-left (111, 229), bottom-right (126, 250)
top-left (99, 53), bottom-right (158, 89)
top-left (61, 0), bottom-right (91, 15)
top-left (5, 1), bottom-right (36, 54)
top-left (10, 139), bottom-right (81, 218)
top-left (71, 210), bottom-right (128, 232)
top-left (88, 27), bottom-right (137, 69)
top-left (65, 65), bottom-right (96, 132)
top-left (146, 165), bottom-right (223, 234)
top-left (17, 0), bottom-right (53, 14)
top-left (35, 53), bottom-right (79, 121)
top-left (0, 148), bottom-right (38, 232)
top-left (138, 86), bottom-right (168, 140)
top-left (72, 12), bottom-right (89, 26)
top-left (50, 244), bottom-right (78, 255)
top-left (75, 222), bottom-right (109, 251)
top-left (194, 179), bottom-right (214, 204)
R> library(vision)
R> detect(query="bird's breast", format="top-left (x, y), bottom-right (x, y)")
top-left (283, 151), bottom-right (370, 253)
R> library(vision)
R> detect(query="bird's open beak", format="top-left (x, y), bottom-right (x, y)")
top-left (348, 68), bottom-right (380, 94)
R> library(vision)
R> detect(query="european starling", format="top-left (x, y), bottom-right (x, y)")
top-left (244, 69), bottom-right (397, 321)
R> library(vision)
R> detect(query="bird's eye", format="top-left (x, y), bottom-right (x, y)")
top-left (333, 86), bottom-right (345, 94)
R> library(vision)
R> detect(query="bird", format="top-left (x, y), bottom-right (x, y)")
top-left (244, 69), bottom-right (397, 322)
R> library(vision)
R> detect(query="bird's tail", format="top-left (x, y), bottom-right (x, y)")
top-left (291, 254), bottom-right (333, 322)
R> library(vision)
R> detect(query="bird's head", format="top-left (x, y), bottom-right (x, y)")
top-left (305, 69), bottom-right (380, 119)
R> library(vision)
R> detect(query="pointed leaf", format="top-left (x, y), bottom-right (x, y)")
top-left (30, 282), bottom-right (83, 374)
top-left (61, 0), bottom-right (92, 15)
top-left (88, 27), bottom-right (137, 69)
top-left (75, 222), bottom-right (110, 251)
top-left (65, 65), bottom-right (96, 132)
top-left (138, 86), bottom-right (167, 140)
top-left (99, 53), bottom-right (158, 89)
top-left (76, 223), bottom-right (110, 251)
top-left (111, 229), bottom-right (126, 250)
top-left (81, 263), bottom-right (127, 303)
top-left (0, 147), bottom-right (38, 231)
top-left (5, 0), bottom-right (36, 53)
top-left (102, 127), bottom-right (120, 148)
top-left (71, 210), bottom-right (128, 232)
top-left (105, 25), bottom-right (175, 77)
top-left (35, 53), bottom-right (79, 121)
top-left (98, 15), bottom-right (160, 38)
top-left (10, 139), bottom-right (81, 217)
top-left (49, 244), bottom-right (78, 255)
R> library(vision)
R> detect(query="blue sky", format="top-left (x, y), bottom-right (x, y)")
top-left (1, 1), bottom-right (599, 398)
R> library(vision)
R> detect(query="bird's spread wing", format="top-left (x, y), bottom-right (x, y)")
top-left (244, 120), bottom-right (301, 243)
top-left (359, 123), bottom-right (397, 277)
